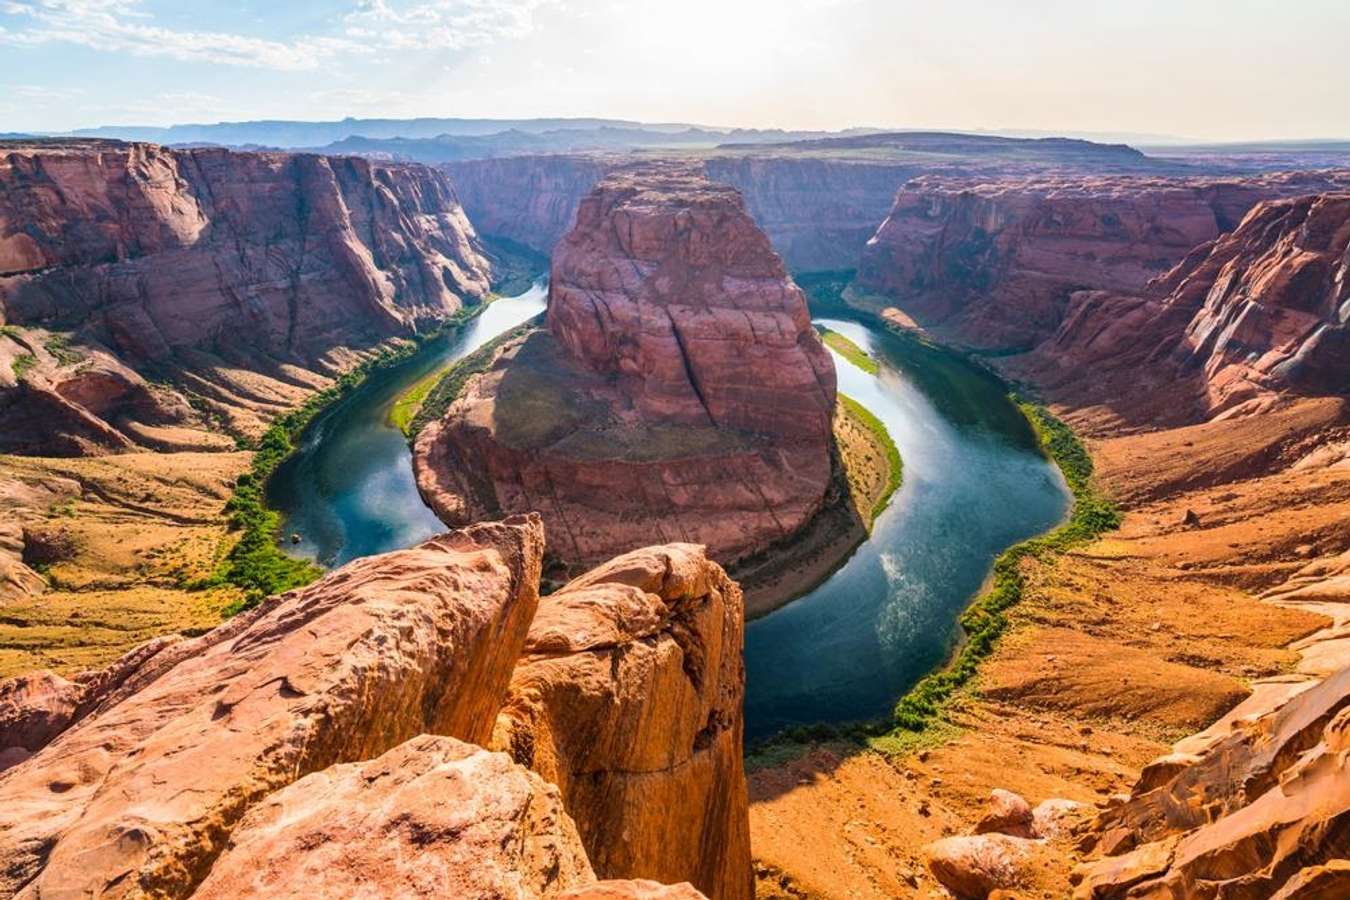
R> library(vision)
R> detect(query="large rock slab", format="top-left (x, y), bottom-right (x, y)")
top-left (1075, 664), bottom-right (1350, 898)
top-left (194, 734), bottom-right (597, 899)
top-left (493, 543), bottom-right (752, 900)
top-left (0, 515), bottom-right (543, 897)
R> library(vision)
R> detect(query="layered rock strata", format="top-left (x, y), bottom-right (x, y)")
top-left (493, 543), bottom-right (752, 900)
top-left (0, 140), bottom-right (493, 451)
top-left (415, 166), bottom-right (836, 569)
top-left (1020, 191), bottom-right (1350, 423)
top-left (855, 171), bottom-right (1350, 351)
top-left (444, 154), bottom-right (615, 255)
top-left (1076, 664), bottom-right (1350, 898)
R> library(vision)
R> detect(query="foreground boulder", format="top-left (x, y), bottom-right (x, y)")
top-left (414, 164), bottom-right (836, 572)
top-left (1075, 664), bottom-right (1350, 898)
top-left (0, 515), bottom-right (544, 896)
top-left (194, 734), bottom-right (597, 898)
top-left (493, 543), bottom-right (752, 900)
top-left (925, 833), bottom-right (1036, 898)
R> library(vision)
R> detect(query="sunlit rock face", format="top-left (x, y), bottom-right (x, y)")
top-left (414, 164), bottom-right (836, 570)
top-left (856, 171), bottom-right (1350, 352)
top-left (1016, 190), bottom-right (1350, 422)
top-left (0, 139), bottom-right (493, 453)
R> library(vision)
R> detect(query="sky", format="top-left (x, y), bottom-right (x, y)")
top-left (1, 0), bottom-right (1347, 141)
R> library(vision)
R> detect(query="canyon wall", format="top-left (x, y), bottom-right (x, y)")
top-left (0, 140), bottom-right (493, 452)
top-left (445, 153), bottom-right (914, 271)
top-left (1020, 191), bottom-right (1350, 423)
top-left (444, 154), bottom-right (614, 255)
top-left (0, 515), bottom-right (744, 897)
top-left (414, 165), bottom-right (837, 571)
top-left (701, 157), bottom-right (914, 271)
top-left (856, 171), bottom-right (1350, 351)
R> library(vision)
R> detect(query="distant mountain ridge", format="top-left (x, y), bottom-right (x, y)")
top-left (65, 116), bottom-right (878, 150)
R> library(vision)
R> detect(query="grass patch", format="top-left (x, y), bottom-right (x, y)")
top-left (196, 303), bottom-right (511, 614)
top-left (837, 394), bottom-right (902, 524)
top-left (407, 318), bottom-right (541, 439)
top-left (880, 402), bottom-right (1119, 738)
top-left (11, 353), bottom-right (36, 380)
top-left (42, 332), bottom-right (84, 366)
top-left (388, 365), bottom-right (444, 436)
top-left (819, 326), bottom-right (879, 375)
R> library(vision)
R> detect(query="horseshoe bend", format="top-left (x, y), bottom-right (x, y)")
top-left (3, 16), bottom-right (1350, 899)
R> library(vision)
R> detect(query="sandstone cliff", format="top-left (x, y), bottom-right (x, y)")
top-left (1020, 191), bottom-right (1350, 424)
top-left (855, 171), bottom-right (1350, 351)
top-left (494, 544), bottom-right (752, 900)
top-left (701, 157), bottom-right (915, 271)
top-left (414, 165), bottom-right (837, 570)
top-left (0, 514), bottom-right (734, 897)
top-left (0, 140), bottom-right (493, 452)
top-left (444, 154), bottom-right (615, 255)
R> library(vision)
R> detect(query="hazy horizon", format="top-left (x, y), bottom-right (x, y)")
top-left (2, 1), bottom-right (1348, 142)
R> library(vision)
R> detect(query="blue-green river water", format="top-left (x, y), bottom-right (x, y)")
top-left (268, 293), bottom-right (1069, 739)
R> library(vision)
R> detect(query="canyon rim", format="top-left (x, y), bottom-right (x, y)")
top-left (3, 6), bottom-right (1350, 899)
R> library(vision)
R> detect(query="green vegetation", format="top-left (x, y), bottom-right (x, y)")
top-left (11, 353), bottom-right (37, 380)
top-left (0, 325), bottom-right (22, 339)
top-left (198, 307), bottom-right (506, 614)
top-left (388, 365), bottom-right (444, 435)
top-left (819, 326), bottom-right (879, 375)
top-left (407, 318), bottom-right (540, 438)
top-left (879, 402), bottom-right (1119, 738)
top-left (42, 332), bottom-right (85, 366)
top-left (744, 399), bottom-right (1118, 766)
top-left (838, 394), bottom-right (901, 523)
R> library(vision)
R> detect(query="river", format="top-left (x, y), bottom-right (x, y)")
top-left (268, 292), bottom-right (1069, 740)
top-left (266, 281), bottom-right (547, 567)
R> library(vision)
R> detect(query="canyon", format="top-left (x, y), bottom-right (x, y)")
top-left (854, 170), bottom-right (1350, 352)
top-left (0, 140), bottom-right (494, 452)
top-left (3, 126), bottom-right (1350, 900)
top-left (413, 165), bottom-right (839, 574)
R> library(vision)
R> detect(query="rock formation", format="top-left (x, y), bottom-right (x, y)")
top-left (855, 172), bottom-right (1350, 351)
top-left (493, 543), bottom-right (751, 900)
top-left (0, 515), bottom-right (544, 895)
top-left (1021, 191), bottom-right (1350, 422)
top-left (414, 165), bottom-right (836, 569)
top-left (702, 156), bottom-right (916, 270)
top-left (1075, 664), bottom-right (1350, 898)
top-left (0, 513), bottom-right (741, 897)
top-left (444, 154), bottom-right (615, 255)
top-left (0, 139), bottom-right (493, 451)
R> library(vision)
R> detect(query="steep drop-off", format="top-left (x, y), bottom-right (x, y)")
top-left (0, 140), bottom-right (493, 452)
top-left (0, 515), bottom-right (744, 897)
top-left (1019, 191), bottom-right (1350, 428)
top-left (414, 165), bottom-right (837, 571)
top-left (855, 171), bottom-right (1350, 351)
top-left (444, 154), bottom-right (614, 255)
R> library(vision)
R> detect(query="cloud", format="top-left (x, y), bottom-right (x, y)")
top-left (343, 0), bottom-right (557, 52)
top-left (0, 0), bottom-right (555, 69)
